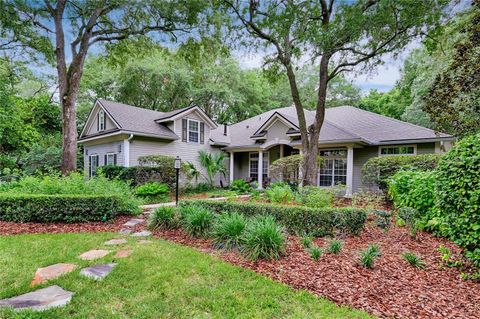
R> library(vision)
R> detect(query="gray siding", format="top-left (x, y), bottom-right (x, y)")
top-left (352, 146), bottom-right (378, 193)
top-left (83, 141), bottom-right (124, 176)
top-left (85, 104), bottom-right (117, 135)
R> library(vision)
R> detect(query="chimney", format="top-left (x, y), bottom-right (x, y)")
top-left (223, 124), bottom-right (228, 136)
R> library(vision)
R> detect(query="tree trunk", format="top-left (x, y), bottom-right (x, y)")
top-left (61, 94), bottom-right (78, 174)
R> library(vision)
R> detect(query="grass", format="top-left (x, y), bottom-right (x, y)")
top-left (0, 233), bottom-right (371, 319)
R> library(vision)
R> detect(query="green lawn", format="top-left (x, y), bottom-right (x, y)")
top-left (0, 233), bottom-right (371, 319)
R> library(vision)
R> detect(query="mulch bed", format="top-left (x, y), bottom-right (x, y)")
top-left (154, 223), bottom-right (480, 319)
top-left (0, 215), bottom-right (132, 236)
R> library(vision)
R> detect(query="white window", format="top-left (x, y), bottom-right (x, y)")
top-left (98, 110), bottom-right (105, 131)
top-left (379, 145), bottom-right (416, 156)
top-left (89, 155), bottom-right (99, 177)
top-left (188, 119), bottom-right (200, 143)
top-left (249, 152), bottom-right (269, 181)
top-left (318, 149), bottom-right (347, 187)
top-left (106, 153), bottom-right (116, 165)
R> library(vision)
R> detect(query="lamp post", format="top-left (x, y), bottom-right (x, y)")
top-left (174, 156), bottom-right (181, 206)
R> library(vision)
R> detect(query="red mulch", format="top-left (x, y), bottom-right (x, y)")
top-left (0, 215), bottom-right (132, 236)
top-left (154, 223), bottom-right (480, 319)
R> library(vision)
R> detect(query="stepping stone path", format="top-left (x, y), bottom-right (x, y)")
top-left (80, 263), bottom-right (117, 281)
top-left (131, 230), bottom-right (152, 237)
top-left (31, 263), bottom-right (77, 286)
top-left (138, 240), bottom-right (153, 244)
top-left (123, 218), bottom-right (144, 227)
top-left (104, 238), bottom-right (127, 246)
top-left (79, 249), bottom-right (110, 261)
top-left (118, 228), bottom-right (132, 235)
top-left (115, 250), bottom-right (132, 258)
top-left (0, 285), bottom-right (73, 311)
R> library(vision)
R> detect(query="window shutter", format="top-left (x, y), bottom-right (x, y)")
top-left (104, 154), bottom-right (107, 166)
top-left (200, 122), bottom-right (205, 144)
top-left (88, 156), bottom-right (92, 177)
top-left (97, 113), bottom-right (100, 131)
top-left (103, 112), bottom-right (106, 130)
top-left (182, 119), bottom-right (187, 142)
top-left (114, 154), bottom-right (117, 165)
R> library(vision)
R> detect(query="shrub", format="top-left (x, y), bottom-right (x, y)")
top-left (374, 210), bottom-right (391, 230)
top-left (1, 173), bottom-right (140, 216)
top-left (264, 184), bottom-right (295, 204)
top-left (269, 155), bottom-right (304, 185)
top-left (397, 207), bottom-right (420, 238)
top-left (211, 211), bottom-right (247, 249)
top-left (301, 236), bottom-right (313, 249)
top-left (296, 186), bottom-right (333, 208)
top-left (362, 154), bottom-right (441, 190)
top-left (310, 246), bottom-right (323, 261)
top-left (327, 239), bottom-right (343, 254)
top-left (135, 182), bottom-right (169, 197)
top-left (435, 134), bottom-right (480, 266)
top-left (181, 182), bottom-right (215, 194)
top-left (181, 200), bottom-right (367, 236)
top-left (352, 190), bottom-right (385, 209)
top-left (148, 206), bottom-right (177, 230)
top-left (0, 194), bottom-right (123, 223)
top-left (388, 170), bottom-right (436, 217)
top-left (401, 252), bottom-right (426, 269)
top-left (243, 215), bottom-right (286, 260)
top-left (230, 179), bottom-right (252, 194)
top-left (180, 205), bottom-right (215, 237)
top-left (359, 244), bottom-right (381, 269)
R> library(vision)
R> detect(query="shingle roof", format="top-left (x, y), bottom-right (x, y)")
top-left (98, 99), bottom-right (178, 139)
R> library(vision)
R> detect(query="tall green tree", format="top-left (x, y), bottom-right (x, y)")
top-left (223, 0), bottom-right (449, 185)
top-left (0, 0), bottom-right (209, 174)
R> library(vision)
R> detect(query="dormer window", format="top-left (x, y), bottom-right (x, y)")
top-left (98, 110), bottom-right (106, 131)
top-left (188, 119), bottom-right (200, 143)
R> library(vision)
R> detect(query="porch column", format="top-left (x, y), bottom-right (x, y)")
top-left (280, 144), bottom-right (284, 158)
top-left (258, 150), bottom-right (263, 189)
top-left (346, 146), bottom-right (354, 197)
top-left (229, 152), bottom-right (234, 184)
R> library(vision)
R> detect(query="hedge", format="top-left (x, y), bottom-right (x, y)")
top-left (362, 154), bottom-right (442, 190)
top-left (180, 200), bottom-right (367, 236)
top-left (0, 194), bottom-right (124, 223)
top-left (99, 165), bottom-right (177, 188)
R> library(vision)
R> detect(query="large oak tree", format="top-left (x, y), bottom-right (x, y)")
top-left (0, 0), bottom-right (208, 174)
top-left (223, 0), bottom-right (450, 185)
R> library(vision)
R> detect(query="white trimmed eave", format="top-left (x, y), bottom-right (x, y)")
top-left (376, 136), bottom-right (456, 145)
top-left (79, 100), bottom-right (121, 137)
top-left (252, 112), bottom-right (299, 136)
top-left (154, 106), bottom-right (218, 129)
top-left (78, 130), bottom-right (179, 144)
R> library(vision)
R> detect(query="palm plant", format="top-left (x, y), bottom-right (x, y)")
top-left (198, 150), bottom-right (227, 186)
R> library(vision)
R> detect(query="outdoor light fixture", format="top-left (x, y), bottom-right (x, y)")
top-left (174, 156), bottom-right (181, 206)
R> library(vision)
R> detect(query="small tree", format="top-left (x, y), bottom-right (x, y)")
top-left (198, 150), bottom-right (227, 186)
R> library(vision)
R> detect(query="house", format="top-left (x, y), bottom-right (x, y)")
top-left (78, 99), bottom-right (454, 195)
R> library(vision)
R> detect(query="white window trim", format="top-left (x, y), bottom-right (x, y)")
top-left (318, 148), bottom-right (348, 188)
top-left (106, 153), bottom-right (116, 165)
top-left (378, 144), bottom-right (417, 156)
top-left (98, 110), bottom-right (105, 131)
top-left (89, 154), bottom-right (99, 177)
top-left (249, 152), bottom-right (269, 179)
top-left (187, 119), bottom-right (200, 144)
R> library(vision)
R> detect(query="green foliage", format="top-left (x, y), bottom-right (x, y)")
top-left (230, 179), bottom-right (252, 194)
top-left (309, 246), bottom-right (323, 261)
top-left (269, 155), bottom-right (303, 185)
top-left (388, 170), bottom-right (436, 215)
top-left (0, 194), bottom-right (125, 223)
top-left (181, 182), bottom-right (215, 195)
top-left (1, 173), bottom-right (140, 215)
top-left (327, 240), bottom-right (343, 255)
top-left (358, 88), bottom-right (410, 120)
top-left (362, 154), bottom-right (441, 190)
top-left (359, 245), bottom-right (381, 269)
top-left (135, 182), bottom-right (169, 197)
top-left (148, 206), bottom-right (177, 230)
top-left (351, 191), bottom-right (385, 210)
top-left (374, 210), bottom-right (391, 230)
top-left (198, 151), bottom-right (227, 187)
top-left (301, 236), bottom-right (313, 249)
top-left (401, 252), bottom-right (426, 269)
top-left (397, 207), bottom-right (421, 238)
top-left (180, 205), bottom-right (215, 238)
top-left (211, 211), bottom-right (247, 249)
top-left (264, 183), bottom-right (295, 204)
top-left (435, 134), bottom-right (480, 266)
top-left (180, 200), bottom-right (367, 237)
top-left (296, 186), bottom-right (333, 208)
top-left (242, 215), bottom-right (286, 260)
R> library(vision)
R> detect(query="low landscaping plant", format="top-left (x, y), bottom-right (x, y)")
top-left (352, 190), bottom-right (385, 209)
top-left (401, 251), bottom-right (426, 269)
top-left (310, 246), bottom-right (323, 261)
top-left (135, 182), bottom-right (169, 203)
top-left (301, 235), bottom-right (313, 249)
top-left (148, 206), bottom-right (177, 230)
top-left (230, 179), bottom-right (252, 194)
top-left (211, 211), bottom-right (247, 249)
top-left (397, 207), bottom-right (420, 238)
top-left (327, 239), bottom-right (343, 254)
top-left (180, 205), bottom-right (215, 237)
top-left (374, 210), bottom-right (391, 230)
top-left (296, 186), bottom-right (333, 208)
top-left (181, 200), bottom-right (367, 236)
top-left (359, 244), bottom-right (381, 269)
top-left (242, 215), bottom-right (286, 260)
top-left (265, 183), bottom-right (295, 204)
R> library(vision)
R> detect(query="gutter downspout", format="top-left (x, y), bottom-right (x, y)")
top-left (124, 134), bottom-right (133, 167)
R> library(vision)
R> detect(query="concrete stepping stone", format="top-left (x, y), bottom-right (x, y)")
top-left (131, 230), bottom-right (152, 237)
top-left (115, 250), bottom-right (132, 258)
top-left (123, 218), bottom-right (144, 227)
top-left (138, 240), bottom-right (153, 244)
top-left (118, 228), bottom-right (132, 235)
top-left (31, 263), bottom-right (77, 286)
top-left (104, 238), bottom-right (127, 246)
top-left (0, 285), bottom-right (73, 311)
top-left (78, 249), bottom-right (110, 261)
top-left (80, 263), bottom-right (117, 281)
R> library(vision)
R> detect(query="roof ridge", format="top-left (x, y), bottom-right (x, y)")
top-left (98, 99), bottom-right (166, 116)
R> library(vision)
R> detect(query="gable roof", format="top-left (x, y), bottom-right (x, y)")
top-left (154, 103), bottom-right (217, 128)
